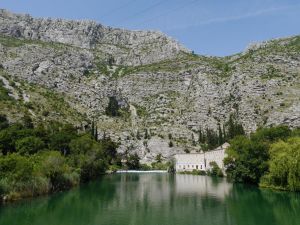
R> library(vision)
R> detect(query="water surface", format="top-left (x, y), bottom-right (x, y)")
top-left (0, 173), bottom-right (299, 225)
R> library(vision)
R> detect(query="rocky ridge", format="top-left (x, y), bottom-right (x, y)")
top-left (0, 10), bottom-right (299, 163)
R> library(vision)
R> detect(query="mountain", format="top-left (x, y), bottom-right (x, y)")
top-left (0, 9), bottom-right (299, 163)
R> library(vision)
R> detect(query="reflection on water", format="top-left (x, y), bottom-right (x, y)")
top-left (175, 174), bottom-right (232, 199)
top-left (0, 174), bottom-right (299, 225)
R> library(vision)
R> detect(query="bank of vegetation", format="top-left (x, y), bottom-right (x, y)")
top-left (0, 114), bottom-right (125, 202)
top-left (224, 126), bottom-right (300, 192)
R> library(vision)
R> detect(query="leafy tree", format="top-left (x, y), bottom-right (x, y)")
top-left (224, 135), bottom-right (269, 184)
top-left (251, 125), bottom-right (291, 143)
top-left (224, 126), bottom-right (292, 185)
top-left (0, 153), bottom-right (34, 182)
top-left (49, 130), bottom-right (76, 155)
top-left (101, 138), bottom-right (118, 164)
top-left (0, 123), bottom-right (29, 155)
top-left (126, 153), bottom-right (140, 170)
top-left (208, 161), bottom-right (224, 177)
top-left (260, 137), bottom-right (300, 191)
top-left (15, 136), bottom-right (45, 155)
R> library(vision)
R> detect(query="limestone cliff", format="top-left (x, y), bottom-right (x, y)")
top-left (0, 10), bottom-right (299, 163)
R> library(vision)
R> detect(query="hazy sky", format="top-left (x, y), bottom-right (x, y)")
top-left (1, 0), bottom-right (300, 56)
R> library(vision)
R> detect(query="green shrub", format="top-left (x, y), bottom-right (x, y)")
top-left (208, 161), bottom-right (224, 177)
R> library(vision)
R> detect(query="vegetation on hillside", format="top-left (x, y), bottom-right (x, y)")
top-left (224, 126), bottom-right (300, 191)
top-left (0, 114), bottom-right (120, 201)
top-left (198, 113), bottom-right (245, 150)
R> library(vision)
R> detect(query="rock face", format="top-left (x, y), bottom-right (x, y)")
top-left (0, 9), bottom-right (299, 163)
top-left (0, 9), bottom-right (188, 66)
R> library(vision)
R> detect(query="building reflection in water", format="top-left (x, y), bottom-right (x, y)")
top-left (175, 174), bottom-right (232, 200)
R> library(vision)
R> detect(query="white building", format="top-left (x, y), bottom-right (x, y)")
top-left (175, 143), bottom-right (229, 172)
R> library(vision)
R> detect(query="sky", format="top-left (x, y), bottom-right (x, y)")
top-left (1, 0), bottom-right (300, 56)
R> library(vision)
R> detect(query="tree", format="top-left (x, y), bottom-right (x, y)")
top-left (155, 153), bottom-right (162, 163)
top-left (0, 123), bottom-right (28, 155)
top-left (16, 136), bottom-right (45, 155)
top-left (0, 114), bottom-right (9, 130)
top-left (49, 131), bottom-right (74, 155)
top-left (208, 161), bottom-right (224, 177)
top-left (108, 56), bottom-right (115, 67)
top-left (224, 135), bottom-right (269, 184)
top-left (218, 123), bottom-right (224, 145)
top-left (206, 128), bottom-right (219, 150)
top-left (144, 129), bottom-right (150, 139)
top-left (22, 114), bottom-right (34, 129)
top-left (70, 134), bottom-right (99, 155)
top-left (101, 138), bottom-right (118, 164)
top-left (126, 153), bottom-right (140, 170)
top-left (105, 96), bottom-right (120, 117)
top-left (226, 113), bottom-right (245, 140)
top-left (260, 137), bottom-right (300, 191)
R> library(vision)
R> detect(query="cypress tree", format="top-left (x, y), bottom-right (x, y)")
top-left (91, 119), bottom-right (95, 138)
top-left (218, 123), bottom-right (223, 145)
top-left (95, 125), bottom-right (98, 141)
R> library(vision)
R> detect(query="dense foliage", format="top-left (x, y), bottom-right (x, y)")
top-left (199, 113), bottom-right (245, 150)
top-left (0, 114), bottom-right (119, 201)
top-left (224, 126), bottom-right (300, 191)
top-left (260, 137), bottom-right (300, 191)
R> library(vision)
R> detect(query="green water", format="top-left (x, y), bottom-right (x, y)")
top-left (0, 173), bottom-right (299, 225)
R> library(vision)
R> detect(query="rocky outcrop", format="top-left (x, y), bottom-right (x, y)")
top-left (0, 9), bottom-right (189, 66)
top-left (0, 10), bottom-right (299, 163)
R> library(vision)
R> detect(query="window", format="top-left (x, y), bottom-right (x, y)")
top-left (196, 165), bottom-right (199, 169)
top-left (201, 165), bottom-right (203, 169)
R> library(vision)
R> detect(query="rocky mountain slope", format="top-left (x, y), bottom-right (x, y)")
top-left (0, 9), bottom-right (299, 163)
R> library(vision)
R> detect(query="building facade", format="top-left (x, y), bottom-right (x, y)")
top-left (175, 143), bottom-right (229, 172)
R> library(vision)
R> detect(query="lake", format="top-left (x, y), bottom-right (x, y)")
top-left (0, 173), bottom-right (299, 225)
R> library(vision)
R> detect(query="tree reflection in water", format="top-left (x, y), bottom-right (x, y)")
top-left (0, 174), bottom-right (299, 225)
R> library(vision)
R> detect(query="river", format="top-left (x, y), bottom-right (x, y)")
top-left (0, 173), bottom-right (299, 225)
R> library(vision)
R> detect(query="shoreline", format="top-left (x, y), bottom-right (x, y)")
top-left (116, 170), bottom-right (168, 173)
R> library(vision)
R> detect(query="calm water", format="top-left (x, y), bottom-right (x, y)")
top-left (0, 173), bottom-right (300, 225)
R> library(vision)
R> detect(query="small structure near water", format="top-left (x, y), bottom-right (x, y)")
top-left (175, 143), bottom-right (229, 172)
